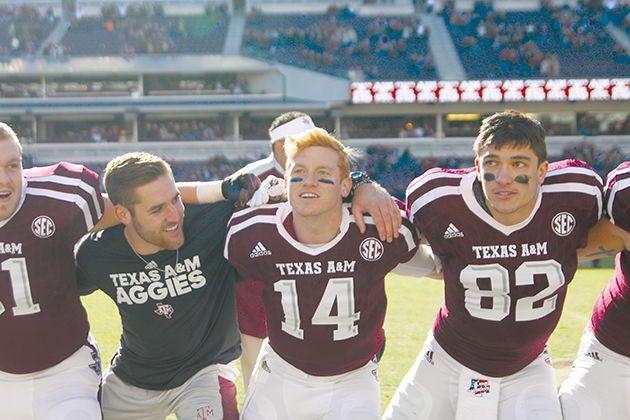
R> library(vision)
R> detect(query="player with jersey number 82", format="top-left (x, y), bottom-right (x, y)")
top-left (384, 109), bottom-right (606, 420)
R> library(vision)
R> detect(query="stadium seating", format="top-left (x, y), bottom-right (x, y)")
top-left (60, 4), bottom-right (228, 55)
top-left (0, 5), bottom-right (57, 55)
top-left (443, 1), bottom-right (630, 79)
top-left (242, 7), bottom-right (436, 80)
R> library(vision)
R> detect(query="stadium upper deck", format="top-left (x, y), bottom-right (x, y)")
top-left (0, 0), bottom-right (627, 156)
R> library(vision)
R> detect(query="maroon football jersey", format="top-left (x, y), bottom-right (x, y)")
top-left (225, 202), bottom-right (418, 376)
top-left (234, 154), bottom-right (284, 338)
top-left (590, 161), bottom-right (630, 357)
top-left (0, 163), bottom-right (103, 374)
top-left (406, 160), bottom-right (602, 377)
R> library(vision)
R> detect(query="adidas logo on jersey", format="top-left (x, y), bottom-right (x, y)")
top-left (144, 260), bottom-right (158, 270)
top-left (585, 351), bottom-right (602, 362)
top-left (443, 223), bottom-right (464, 239)
top-left (250, 242), bottom-right (272, 258)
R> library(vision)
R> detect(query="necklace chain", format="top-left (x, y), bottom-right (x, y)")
top-left (130, 245), bottom-right (179, 273)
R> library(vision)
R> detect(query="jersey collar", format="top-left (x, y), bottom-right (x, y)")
top-left (275, 202), bottom-right (350, 255)
top-left (460, 170), bottom-right (542, 236)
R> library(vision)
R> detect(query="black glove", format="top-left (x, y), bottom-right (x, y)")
top-left (221, 173), bottom-right (261, 207)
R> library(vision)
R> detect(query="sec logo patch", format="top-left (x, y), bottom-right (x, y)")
top-left (360, 238), bottom-right (383, 261)
top-left (551, 212), bottom-right (575, 237)
top-left (31, 215), bottom-right (56, 238)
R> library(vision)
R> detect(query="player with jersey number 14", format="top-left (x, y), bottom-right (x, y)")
top-left (225, 128), bottom-right (424, 419)
top-left (384, 109), bottom-right (604, 420)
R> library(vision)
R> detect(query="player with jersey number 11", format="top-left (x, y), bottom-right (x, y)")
top-left (384, 109), bottom-right (604, 420)
top-left (225, 128), bottom-right (426, 419)
top-left (0, 122), bottom-right (108, 420)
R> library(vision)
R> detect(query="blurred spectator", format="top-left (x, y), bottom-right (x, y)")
top-left (540, 53), bottom-right (561, 77)
top-left (62, 2), bottom-right (228, 55)
top-left (444, 0), bottom-right (630, 78)
top-left (142, 120), bottom-right (223, 141)
top-left (562, 141), bottom-right (626, 179)
top-left (0, 5), bottom-right (56, 55)
top-left (244, 12), bottom-right (435, 80)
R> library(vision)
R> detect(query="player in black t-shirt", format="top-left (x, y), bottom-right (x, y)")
top-left (76, 152), bottom-right (253, 420)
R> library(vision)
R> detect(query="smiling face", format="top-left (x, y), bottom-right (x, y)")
top-left (118, 173), bottom-right (185, 254)
top-left (0, 136), bottom-right (23, 222)
top-left (286, 146), bottom-right (352, 222)
top-left (475, 143), bottom-right (548, 225)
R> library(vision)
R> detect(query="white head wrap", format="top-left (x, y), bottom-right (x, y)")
top-left (269, 115), bottom-right (316, 142)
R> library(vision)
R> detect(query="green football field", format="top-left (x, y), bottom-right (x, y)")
top-left (82, 268), bottom-right (612, 414)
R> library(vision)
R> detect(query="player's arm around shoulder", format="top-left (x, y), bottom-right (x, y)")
top-left (37, 162), bottom-right (106, 238)
top-left (387, 207), bottom-right (443, 279)
top-left (579, 160), bottom-right (630, 260)
top-left (177, 173), bottom-right (261, 207)
top-left (577, 218), bottom-right (628, 261)
top-left (351, 181), bottom-right (402, 243)
top-left (74, 231), bottom-right (104, 295)
top-left (392, 240), bottom-right (443, 280)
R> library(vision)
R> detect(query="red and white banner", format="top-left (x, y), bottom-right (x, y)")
top-left (350, 79), bottom-right (630, 104)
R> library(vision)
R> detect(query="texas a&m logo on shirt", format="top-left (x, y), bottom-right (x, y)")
top-left (154, 303), bottom-right (174, 319)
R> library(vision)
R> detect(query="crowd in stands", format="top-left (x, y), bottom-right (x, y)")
top-left (360, 145), bottom-right (469, 198)
top-left (0, 81), bottom-right (42, 98)
top-left (340, 117), bottom-right (436, 139)
top-left (144, 75), bottom-right (250, 95)
top-left (44, 123), bottom-right (127, 143)
top-left (578, 114), bottom-right (630, 136)
top-left (25, 141), bottom-right (625, 202)
top-left (98, 3), bottom-right (175, 54)
top-left (243, 5), bottom-right (435, 80)
top-left (19, 113), bottom-right (630, 143)
top-left (142, 120), bottom-right (224, 141)
top-left (0, 5), bottom-right (56, 55)
top-left (0, 76), bottom-right (248, 98)
top-left (8, 121), bottom-right (35, 144)
top-left (562, 141), bottom-right (626, 179)
top-left (171, 156), bottom-right (255, 182)
top-left (172, 142), bottom-right (624, 200)
top-left (45, 79), bottom-right (140, 97)
top-left (443, 0), bottom-right (630, 79)
top-left (61, 2), bottom-right (228, 56)
top-left (363, 140), bottom-right (629, 199)
top-left (2, 0), bottom-right (625, 86)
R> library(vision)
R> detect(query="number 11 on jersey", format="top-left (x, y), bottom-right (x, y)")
top-left (1, 257), bottom-right (41, 316)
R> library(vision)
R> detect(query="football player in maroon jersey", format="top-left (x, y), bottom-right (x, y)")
top-left (560, 161), bottom-right (630, 420)
top-left (385, 110), bottom-right (603, 420)
top-left (233, 111), bottom-right (316, 389)
top-left (220, 111), bottom-right (404, 391)
top-left (0, 122), bottom-right (106, 420)
top-left (225, 128), bottom-right (423, 419)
